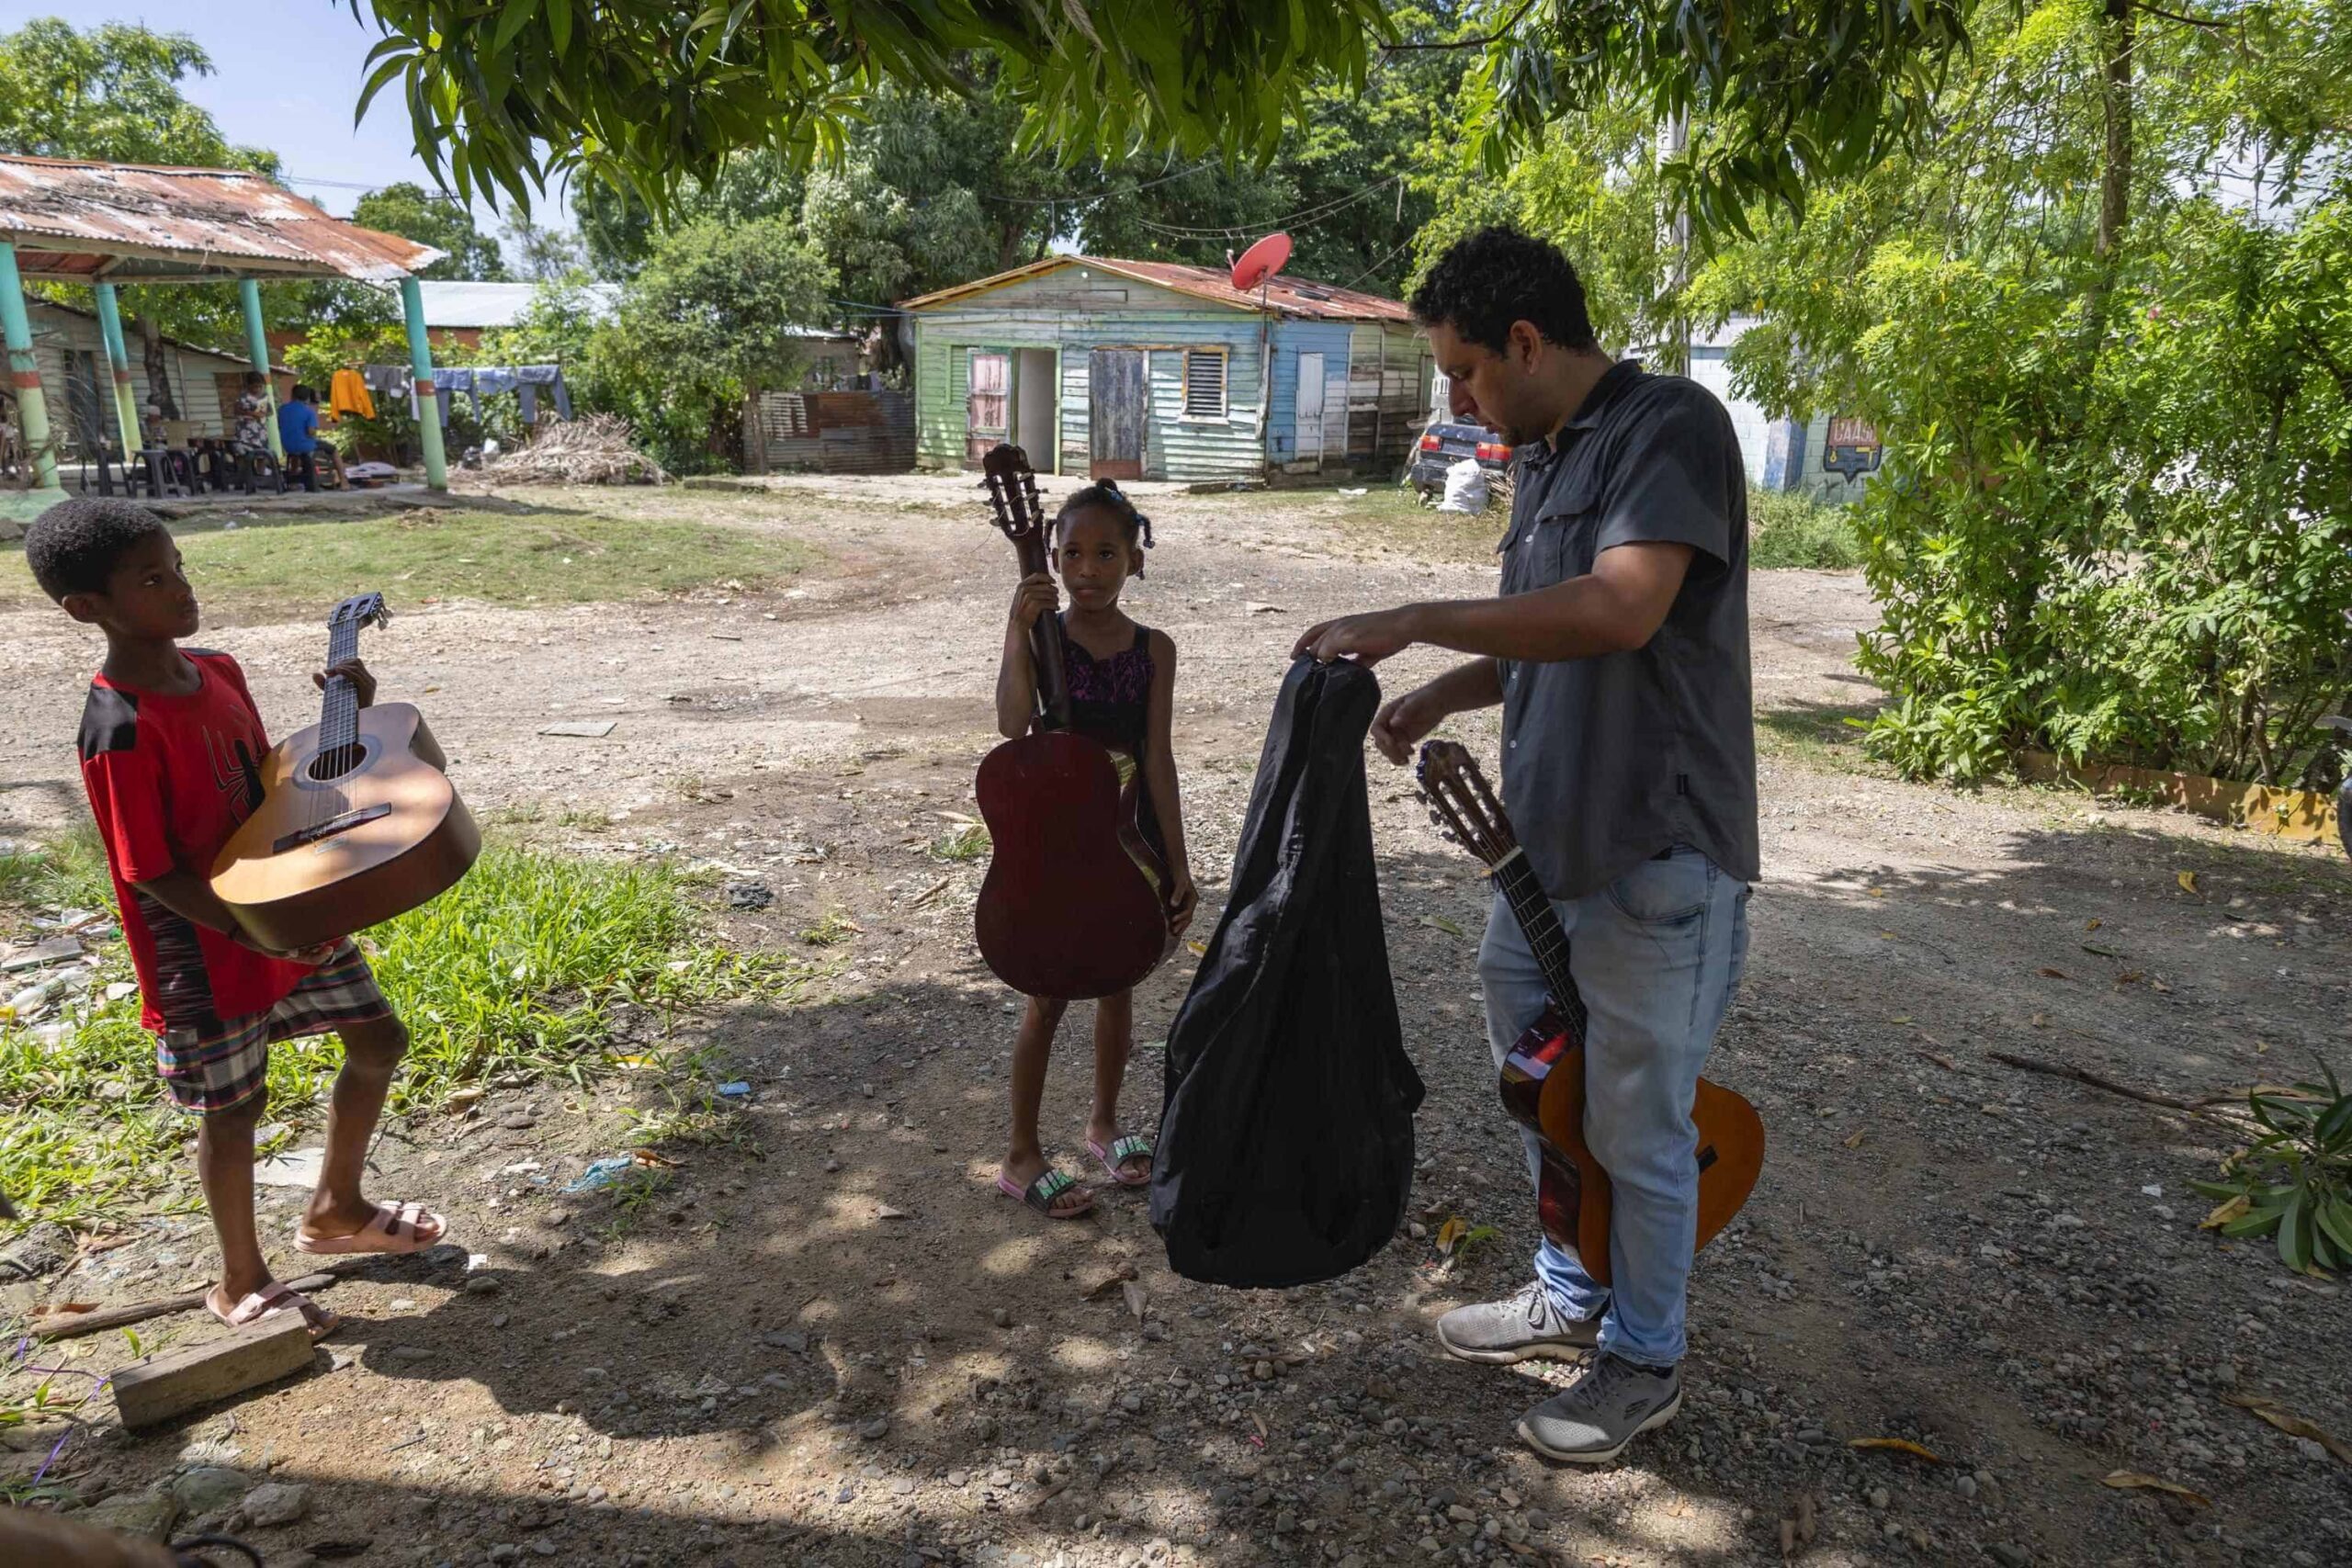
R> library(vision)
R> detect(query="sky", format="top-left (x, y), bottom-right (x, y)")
top-left (7, 2), bottom-right (560, 255)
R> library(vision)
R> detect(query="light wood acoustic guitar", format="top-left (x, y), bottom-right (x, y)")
top-left (209, 592), bottom-right (480, 951)
top-left (1416, 739), bottom-right (1764, 1287)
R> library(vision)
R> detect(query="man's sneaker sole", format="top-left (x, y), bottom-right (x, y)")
top-left (1515, 1388), bottom-right (1682, 1464)
top-left (1433, 1325), bottom-right (1595, 1366)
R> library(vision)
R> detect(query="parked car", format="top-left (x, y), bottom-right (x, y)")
top-left (1410, 420), bottom-right (1514, 505)
top-left (1410, 369), bottom-right (1513, 506)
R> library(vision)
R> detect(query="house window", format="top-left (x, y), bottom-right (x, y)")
top-left (967, 351), bottom-right (1009, 435)
top-left (1183, 349), bottom-right (1227, 417)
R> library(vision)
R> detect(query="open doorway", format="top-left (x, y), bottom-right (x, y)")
top-left (1012, 349), bottom-right (1057, 471)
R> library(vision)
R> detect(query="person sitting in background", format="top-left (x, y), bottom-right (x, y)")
top-left (277, 383), bottom-right (322, 492)
top-left (232, 373), bottom-right (269, 452)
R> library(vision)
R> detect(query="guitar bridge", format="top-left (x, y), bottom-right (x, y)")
top-left (273, 803), bottom-right (391, 853)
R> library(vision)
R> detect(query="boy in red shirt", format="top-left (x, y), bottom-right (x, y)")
top-left (27, 499), bottom-right (448, 1337)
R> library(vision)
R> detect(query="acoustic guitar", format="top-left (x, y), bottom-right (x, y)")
top-left (210, 593), bottom-right (480, 952)
top-left (972, 443), bottom-right (1172, 1000)
top-left (1415, 740), bottom-right (1763, 1286)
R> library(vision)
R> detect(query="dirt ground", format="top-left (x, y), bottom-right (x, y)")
top-left (4, 476), bottom-right (2349, 1568)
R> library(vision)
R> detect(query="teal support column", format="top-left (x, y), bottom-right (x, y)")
top-left (93, 281), bottom-right (143, 459)
top-left (0, 239), bottom-right (63, 506)
top-left (399, 276), bottom-right (447, 491)
top-left (238, 278), bottom-right (283, 459)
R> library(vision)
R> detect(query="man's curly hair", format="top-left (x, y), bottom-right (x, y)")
top-left (24, 497), bottom-right (168, 601)
top-left (1409, 226), bottom-right (1600, 356)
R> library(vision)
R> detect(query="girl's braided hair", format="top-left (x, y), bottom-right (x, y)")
top-left (1053, 479), bottom-right (1154, 551)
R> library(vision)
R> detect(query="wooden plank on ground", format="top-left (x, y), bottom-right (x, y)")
top-left (33, 1269), bottom-right (340, 1342)
top-left (111, 1315), bottom-right (314, 1429)
top-left (2017, 751), bottom-right (2339, 843)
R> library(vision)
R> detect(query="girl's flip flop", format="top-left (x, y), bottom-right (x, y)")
top-left (294, 1200), bottom-right (447, 1256)
top-left (1087, 1134), bottom-right (1154, 1188)
top-left (209, 1279), bottom-right (340, 1340)
top-left (997, 1168), bottom-right (1095, 1220)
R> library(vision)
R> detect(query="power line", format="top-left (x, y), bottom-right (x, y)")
top-left (1335, 232), bottom-right (1419, 295)
top-left (1130, 175), bottom-right (1407, 240)
top-left (974, 158), bottom-right (1217, 207)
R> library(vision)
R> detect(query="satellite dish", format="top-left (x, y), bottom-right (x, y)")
top-left (1230, 231), bottom-right (1293, 294)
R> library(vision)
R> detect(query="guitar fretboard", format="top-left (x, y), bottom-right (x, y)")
top-left (1491, 847), bottom-right (1589, 1040)
top-left (319, 618), bottom-right (363, 762)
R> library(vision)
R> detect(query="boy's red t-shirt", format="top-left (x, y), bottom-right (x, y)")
top-left (75, 650), bottom-right (309, 1032)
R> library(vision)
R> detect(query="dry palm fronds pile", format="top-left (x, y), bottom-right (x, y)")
top-left (476, 414), bottom-right (670, 487)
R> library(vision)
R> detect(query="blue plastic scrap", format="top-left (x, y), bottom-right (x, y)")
top-left (718, 1081), bottom-right (752, 1098)
top-left (563, 1156), bottom-right (635, 1192)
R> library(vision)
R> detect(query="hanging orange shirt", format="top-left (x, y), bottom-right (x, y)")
top-left (327, 367), bottom-right (376, 423)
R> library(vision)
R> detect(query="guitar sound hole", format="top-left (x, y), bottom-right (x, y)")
top-left (306, 744), bottom-right (366, 783)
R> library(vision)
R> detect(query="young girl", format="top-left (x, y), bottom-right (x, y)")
top-left (993, 481), bottom-right (1196, 1219)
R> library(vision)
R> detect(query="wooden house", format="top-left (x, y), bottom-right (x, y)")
top-left (16, 295), bottom-right (291, 455)
top-left (901, 256), bottom-right (1430, 482)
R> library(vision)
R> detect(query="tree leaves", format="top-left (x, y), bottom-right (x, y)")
top-left (349, 0), bottom-right (1395, 216)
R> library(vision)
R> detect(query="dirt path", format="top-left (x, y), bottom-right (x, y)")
top-left (5, 479), bottom-right (2347, 1568)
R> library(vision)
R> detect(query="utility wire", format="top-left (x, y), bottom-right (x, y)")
top-left (1130, 175), bottom-right (1407, 240)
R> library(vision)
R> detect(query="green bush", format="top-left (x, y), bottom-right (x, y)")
top-left (1749, 489), bottom-right (1864, 570)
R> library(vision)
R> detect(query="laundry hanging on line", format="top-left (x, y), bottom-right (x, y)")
top-left (349, 364), bottom-right (572, 426)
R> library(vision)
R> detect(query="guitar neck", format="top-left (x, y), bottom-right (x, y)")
top-left (1491, 849), bottom-right (1589, 1039)
top-left (1014, 531), bottom-right (1073, 732)
top-left (319, 620), bottom-right (362, 753)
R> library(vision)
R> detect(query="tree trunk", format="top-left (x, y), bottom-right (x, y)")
top-left (2081, 0), bottom-right (2137, 356)
top-left (2096, 0), bottom-right (2136, 263)
top-left (137, 315), bottom-right (180, 421)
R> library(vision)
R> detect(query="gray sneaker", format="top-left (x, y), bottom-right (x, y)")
top-left (1517, 1354), bottom-right (1682, 1464)
top-left (1434, 1280), bottom-right (1601, 1365)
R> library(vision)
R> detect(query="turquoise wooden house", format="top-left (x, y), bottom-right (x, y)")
top-left (901, 256), bottom-right (1430, 482)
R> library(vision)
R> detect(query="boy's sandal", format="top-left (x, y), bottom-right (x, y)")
top-left (1086, 1134), bottom-right (1154, 1188)
top-left (996, 1168), bottom-right (1094, 1220)
top-left (209, 1280), bottom-right (340, 1341)
top-left (294, 1200), bottom-right (447, 1257)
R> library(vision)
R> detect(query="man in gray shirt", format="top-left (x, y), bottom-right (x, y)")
top-left (1296, 226), bottom-right (1758, 1464)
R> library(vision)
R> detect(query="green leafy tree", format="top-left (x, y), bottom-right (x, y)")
top-left (589, 216), bottom-right (834, 473)
top-left (1685, 0), bottom-right (2352, 786)
top-left (502, 215), bottom-right (587, 283)
top-left (351, 182), bottom-right (508, 280)
top-left (0, 17), bottom-right (292, 418)
top-left (349, 0), bottom-right (1395, 211)
top-left (347, 0), bottom-right (1982, 252)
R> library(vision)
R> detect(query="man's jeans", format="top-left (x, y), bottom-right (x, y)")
top-left (1476, 845), bottom-right (1750, 1369)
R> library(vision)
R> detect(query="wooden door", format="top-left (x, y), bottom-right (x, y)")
top-left (1295, 351), bottom-right (1326, 467)
top-left (1088, 349), bottom-right (1146, 480)
top-left (966, 350), bottom-right (1009, 467)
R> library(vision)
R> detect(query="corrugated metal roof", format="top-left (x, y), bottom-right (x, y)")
top-left (900, 255), bottom-right (1412, 322)
top-left (0, 155), bottom-right (444, 284)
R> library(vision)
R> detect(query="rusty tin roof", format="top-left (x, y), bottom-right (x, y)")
top-left (0, 155), bottom-right (445, 284)
top-left (900, 255), bottom-right (1412, 322)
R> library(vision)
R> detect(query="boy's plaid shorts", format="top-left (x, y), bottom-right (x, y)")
top-left (155, 943), bottom-right (393, 1113)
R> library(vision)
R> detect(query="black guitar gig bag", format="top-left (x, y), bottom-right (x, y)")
top-left (1149, 655), bottom-right (1424, 1287)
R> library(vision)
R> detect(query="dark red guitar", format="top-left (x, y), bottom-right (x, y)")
top-left (1416, 740), bottom-right (1763, 1287)
top-left (973, 444), bottom-right (1171, 1000)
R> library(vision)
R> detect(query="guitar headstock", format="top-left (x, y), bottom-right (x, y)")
top-left (1416, 739), bottom-right (1518, 869)
top-left (327, 592), bottom-right (390, 633)
top-left (980, 443), bottom-right (1047, 545)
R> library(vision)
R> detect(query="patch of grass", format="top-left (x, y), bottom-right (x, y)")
top-left (1756, 701), bottom-right (1884, 773)
top-left (1750, 490), bottom-right (1865, 570)
top-left (557, 806), bottom-right (615, 833)
top-left (929, 823), bottom-right (991, 862)
top-left (798, 909), bottom-right (860, 947)
top-left (2, 509), bottom-right (821, 621)
top-left (1318, 486), bottom-right (1505, 567)
top-left (0, 845), bottom-right (816, 1231)
top-left (0, 829), bottom-right (111, 934)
